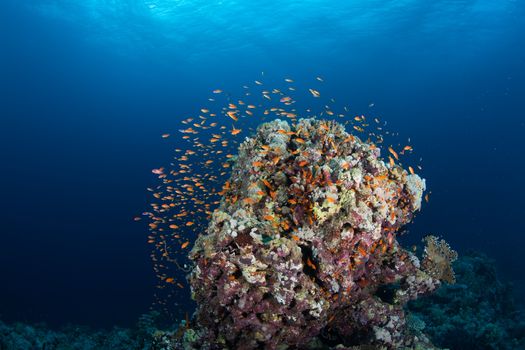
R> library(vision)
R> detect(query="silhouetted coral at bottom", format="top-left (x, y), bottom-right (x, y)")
top-left (1, 252), bottom-right (523, 349)
top-left (0, 312), bottom-right (159, 350)
top-left (407, 251), bottom-right (525, 350)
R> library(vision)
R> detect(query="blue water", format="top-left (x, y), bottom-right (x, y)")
top-left (1, 0), bottom-right (524, 328)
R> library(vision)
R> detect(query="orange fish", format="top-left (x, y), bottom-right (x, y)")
top-left (227, 111), bottom-right (238, 121)
top-left (306, 257), bottom-right (317, 270)
top-left (388, 147), bottom-right (399, 160)
top-left (181, 241), bottom-right (190, 249)
top-left (262, 179), bottom-right (273, 190)
top-left (388, 156), bottom-right (395, 167)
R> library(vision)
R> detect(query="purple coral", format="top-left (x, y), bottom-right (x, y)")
top-left (183, 118), bottom-right (455, 349)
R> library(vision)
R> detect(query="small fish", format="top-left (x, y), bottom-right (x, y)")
top-left (408, 166), bottom-right (415, 175)
top-left (252, 161), bottom-right (264, 167)
top-left (388, 156), bottom-right (395, 167)
top-left (306, 257), bottom-right (317, 270)
top-left (262, 179), bottom-right (273, 190)
top-left (213, 89), bottom-right (223, 93)
top-left (181, 241), bottom-right (190, 249)
top-left (387, 232), bottom-right (394, 246)
top-left (186, 221), bottom-right (195, 226)
top-left (231, 127), bottom-right (242, 135)
top-left (161, 133), bottom-right (170, 138)
top-left (295, 137), bottom-right (305, 144)
top-left (227, 111), bottom-right (238, 121)
top-left (309, 89), bottom-right (320, 97)
top-left (152, 168), bottom-right (164, 175)
top-left (388, 147), bottom-right (399, 160)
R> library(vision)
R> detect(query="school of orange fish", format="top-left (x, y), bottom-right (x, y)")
top-left (142, 76), bottom-right (427, 315)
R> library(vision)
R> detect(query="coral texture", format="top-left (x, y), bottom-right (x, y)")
top-left (186, 118), bottom-right (455, 349)
top-left (409, 252), bottom-right (525, 350)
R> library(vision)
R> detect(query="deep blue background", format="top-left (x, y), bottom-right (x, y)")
top-left (1, 0), bottom-right (524, 328)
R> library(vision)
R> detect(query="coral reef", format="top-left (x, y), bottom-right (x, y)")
top-left (184, 118), bottom-right (456, 349)
top-left (408, 251), bottom-right (525, 350)
top-left (0, 312), bottom-right (160, 350)
top-left (1, 254), bottom-right (522, 349)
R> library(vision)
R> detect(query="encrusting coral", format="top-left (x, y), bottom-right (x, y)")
top-left (179, 118), bottom-right (456, 349)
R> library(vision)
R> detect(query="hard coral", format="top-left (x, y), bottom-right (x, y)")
top-left (185, 118), bottom-right (454, 349)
